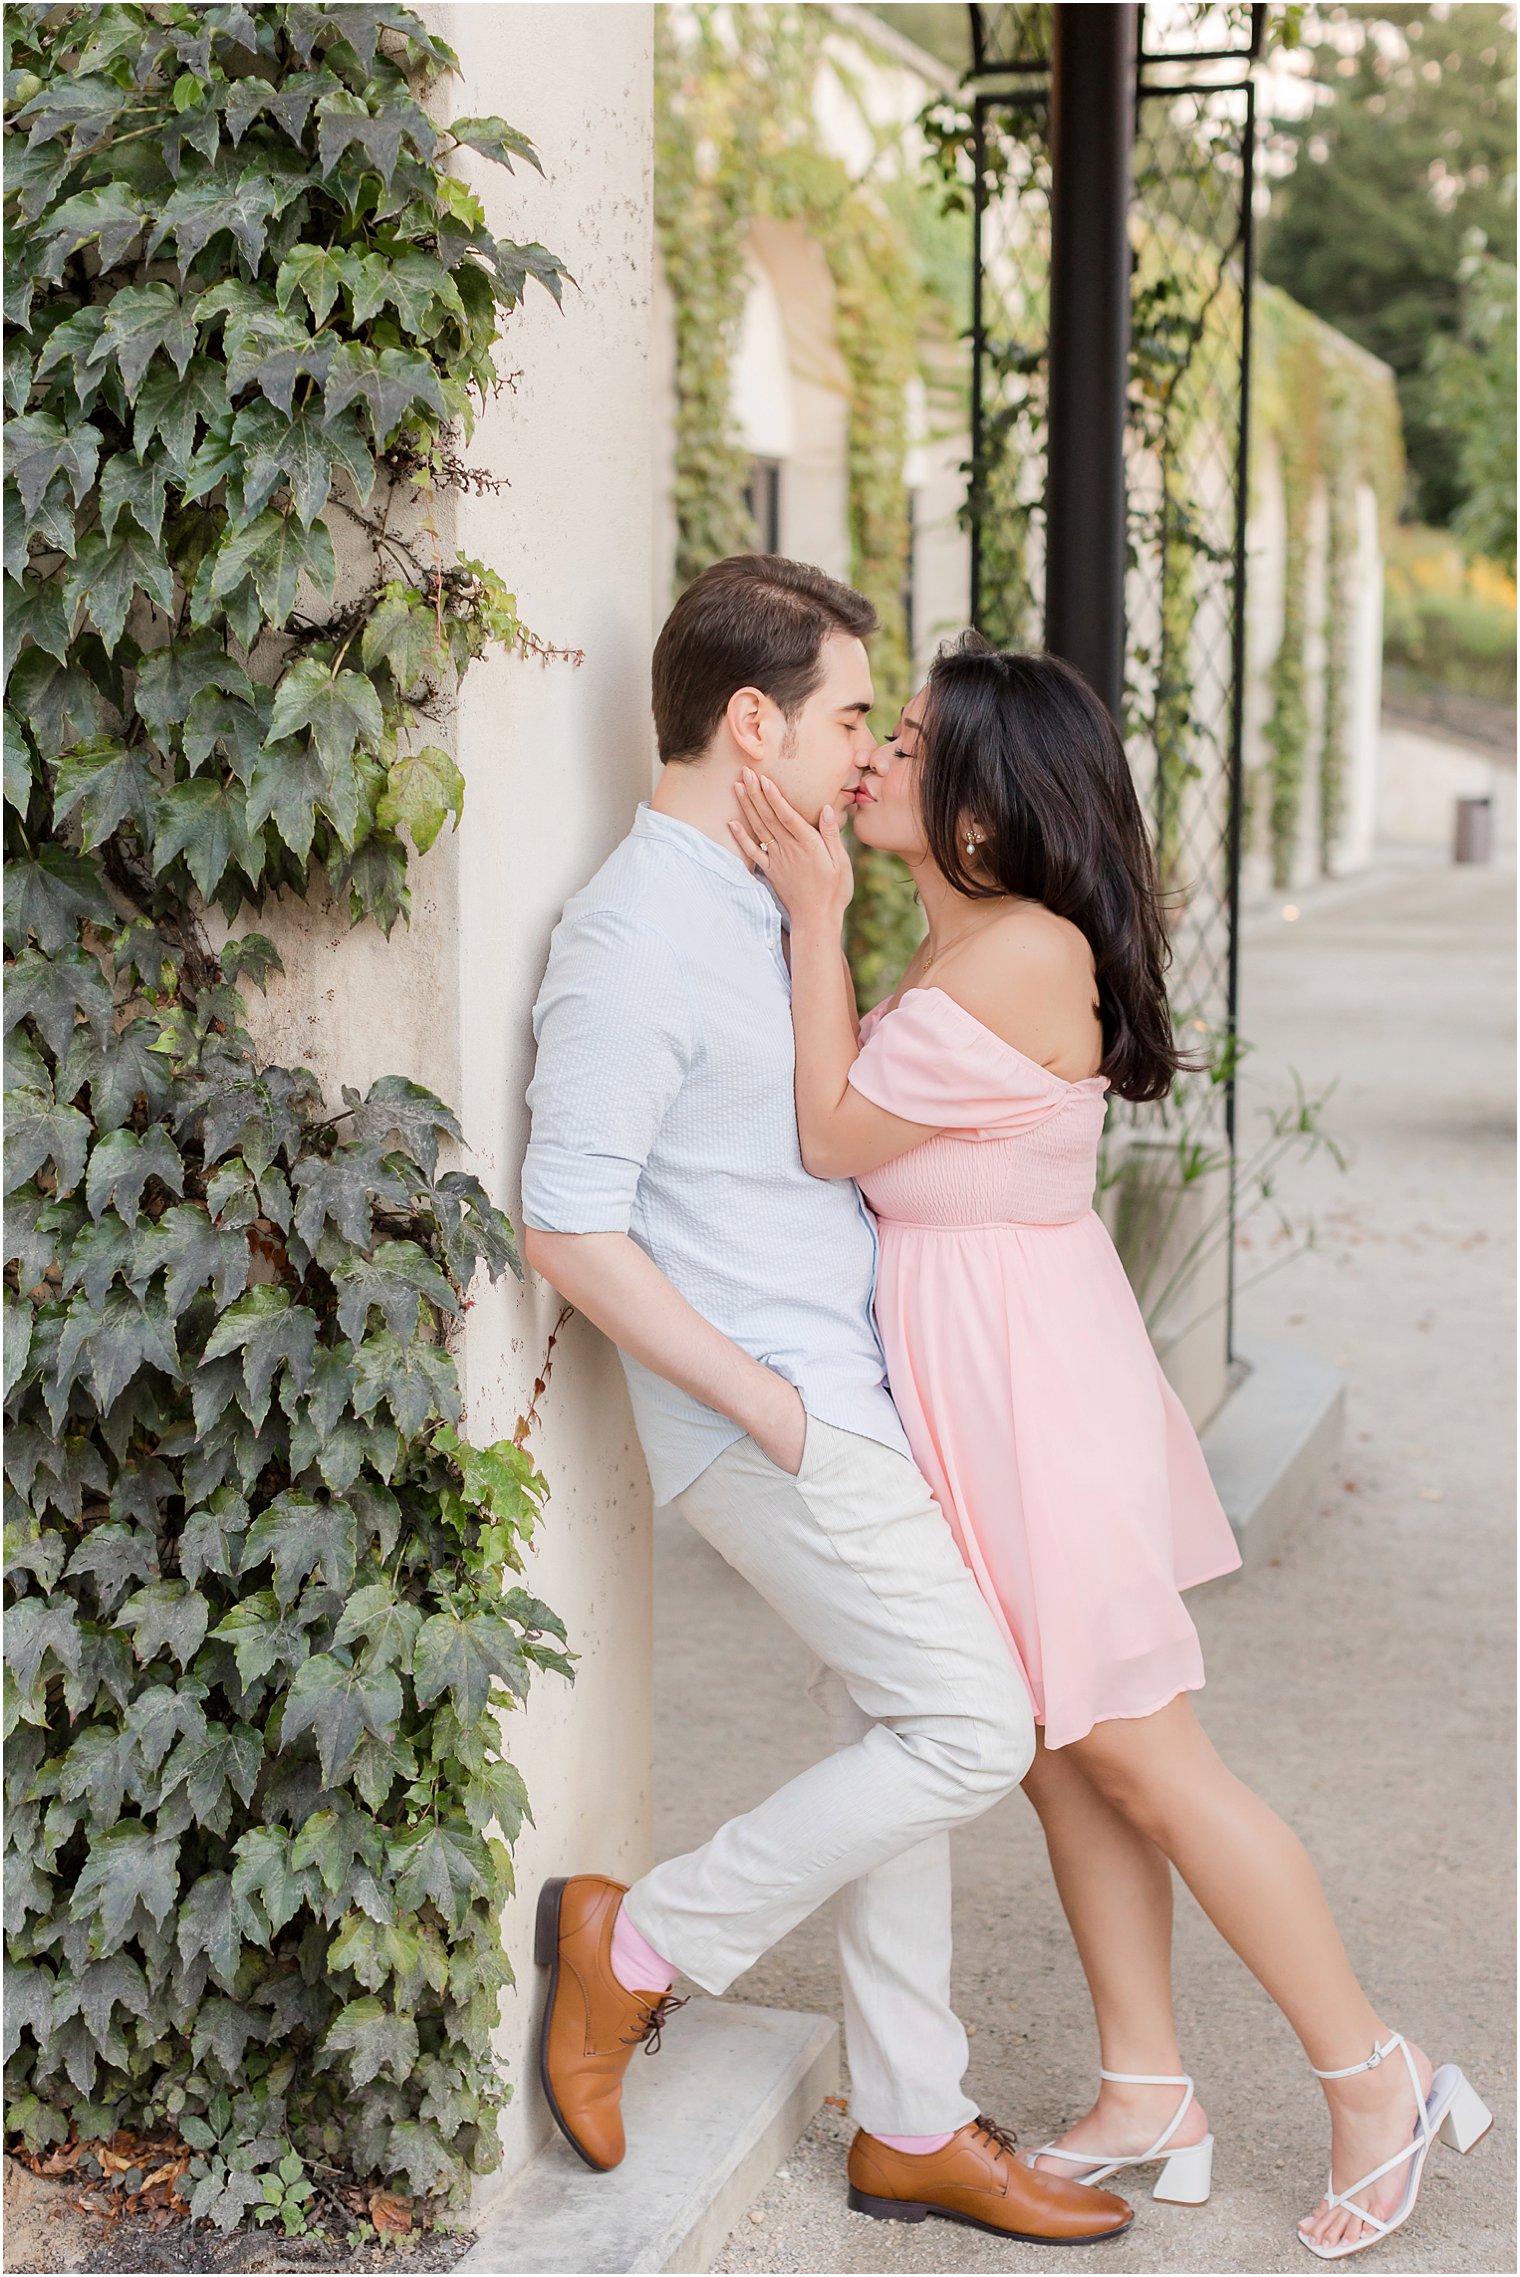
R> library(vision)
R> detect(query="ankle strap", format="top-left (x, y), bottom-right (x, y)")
top-left (1099, 2067), bottom-right (1192, 2087)
top-left (1310, 2029), bottom-right (1405, 2081)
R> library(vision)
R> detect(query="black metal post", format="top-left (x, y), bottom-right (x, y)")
top-left (1044, 3), bottom-right (1138, 715)
top-left (969, 99), bottom-right (986, 631)
top-left (1223, 79), bottom-right (1258, 1366)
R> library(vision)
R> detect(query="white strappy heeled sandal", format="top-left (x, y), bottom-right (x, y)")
top-left (1299, 2028), bottom-right (1492, 2260)
top-left (1028, 2067), bottom-right (1215, 2204)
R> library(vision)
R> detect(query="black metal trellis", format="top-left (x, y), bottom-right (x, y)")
top-left (966, 1), bottom-right (1263, 1362)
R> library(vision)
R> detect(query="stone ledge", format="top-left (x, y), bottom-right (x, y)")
top-left (1201, 1334), bottom-right (1346, 1566)
top-left (456, 1999), bottom-right (838, 2276)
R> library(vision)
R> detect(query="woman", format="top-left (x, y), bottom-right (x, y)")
top-left (727, 633), bottom-right (1488, 2261)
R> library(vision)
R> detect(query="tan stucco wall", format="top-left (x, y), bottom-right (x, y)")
top-left (426, 2), bottom-right (658, 2193)
top-left (228, 0), bottom-right (657, 2202)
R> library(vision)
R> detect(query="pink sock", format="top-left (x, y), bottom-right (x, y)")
top-left (609, 1901), bottom-right (677, 1996)
top-left (872, 2131), bottom-right (957, 2154)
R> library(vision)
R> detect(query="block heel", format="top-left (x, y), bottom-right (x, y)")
top-left (847, 2185), bottom-right (930, 2222)
top-left (535, 1876), bottom-right (566, 1968)
top-left (1437, 2075), bottom-right (1493, 2155)
top-left (1152, 2133), bottom-right (1214, 2204)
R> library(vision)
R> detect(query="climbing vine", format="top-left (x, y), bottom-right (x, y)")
top-left (4, 0), bottom-right (575, 2235)
top-left (1253, 286), bottom-right (1402, 885)
top-left (654, 3), bottom-right (942, 1005)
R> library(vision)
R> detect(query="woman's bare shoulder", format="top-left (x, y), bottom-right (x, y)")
top-left (940, 903), bottom-right (1102, 1073)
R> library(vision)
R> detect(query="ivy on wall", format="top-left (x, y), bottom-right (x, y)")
top-left (654, 3), bottom-right (943, 1006)
top-left (4, 0), bottom-right (575, 2232)
top-left (1253, 286), bottom-right (1403, 885)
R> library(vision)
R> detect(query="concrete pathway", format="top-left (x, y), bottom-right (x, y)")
top-left (652, 838), bottom-right (1515, 2274)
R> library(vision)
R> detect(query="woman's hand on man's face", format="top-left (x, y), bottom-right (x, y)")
top-left (729, 767), bottom-right (854, 926)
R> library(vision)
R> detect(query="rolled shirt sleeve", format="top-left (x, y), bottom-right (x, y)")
top-left (520, 905), bottom-right (697, 1235)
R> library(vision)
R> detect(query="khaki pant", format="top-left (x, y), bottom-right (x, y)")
top-left (625, 1413), bottom-right (1035, 2135)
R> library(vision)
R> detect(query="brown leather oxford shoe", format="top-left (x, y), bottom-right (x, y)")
top-left (847, 2114), bottom-right (1134, 2244)
top-left (535, 1873), bottom-right (687, 2171)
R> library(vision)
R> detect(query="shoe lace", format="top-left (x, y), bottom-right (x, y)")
top-left (972, 2113), bottom-right (1020, 2160)
top-left (621, 1990), bottom-right (688, 2056)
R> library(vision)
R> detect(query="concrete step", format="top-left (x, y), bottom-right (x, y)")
top-left (456, 1998), bottom-right (838, 2275)
top-left (1202, 1334), bottom-right (1345, 1566)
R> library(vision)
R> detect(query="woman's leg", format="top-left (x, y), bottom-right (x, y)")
top-left (1068, 1695), bottom-right (1432, 2252)
top-left (1021, 1731), bottom-right (1208, 2170)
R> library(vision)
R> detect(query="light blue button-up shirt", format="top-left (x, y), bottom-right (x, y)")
top-left (519, 802), bottom-right (912, 1505)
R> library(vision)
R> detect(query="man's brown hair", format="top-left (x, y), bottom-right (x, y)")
top-left (651, 554), bottom-right (879, 764)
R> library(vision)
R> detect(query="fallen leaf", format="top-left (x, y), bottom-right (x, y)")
top-left (369, 2189), bottom-right (413, 2236)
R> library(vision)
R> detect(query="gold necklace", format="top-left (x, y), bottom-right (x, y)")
top-left (921, 902), bottom-right (1008, 974)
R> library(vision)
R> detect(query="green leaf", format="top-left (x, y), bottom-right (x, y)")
top-left (200, 1287), bottom-right (317, 1416)
top-left (136, 1202), bottom-right (250, 1317)
top-left (182, 687), bottom-right (270, 783)
top-left (2, 845), bottom-right (117, 954)
top-left (240, 1492), bottom-right (357, 1606)
top-left (5, 1595), bottom-right (82, 1694)
top-left (178, 1490), bottom-right (248, 1588)
top-left (3, 411), bottom-right (102, 519)
top-left (62, 523), bottom-right (176, 652)
top-left (447, 115), bottom-right (545, 176)
top-left (190, 1995), bottom-right (267, 2076)
top-left (341, 1075), bottom-right (465, 1179)
top-left (280, 1654), bottom-right (402, 1786)
top-left (382, 2117), bottom-right (460, 2196)
top-left (113, 1581), bottom-right (209, 1670)
top-left (3, 1091), bottom-right (91, 1200)
top-left (62, 1016), bottom-right (178, 1135)
top-left (244, 736), bottom-right (326, 864)
top-left (412, 1610), bottom-right (527, 1723)
top-left (265, 656), bottom-right (383, 776)
top-left (333, 1238), bottom-right (456, 1346)
top-left (161, 1719), bottom-right (262, 1827)
top-left (4, 708), bottom-right (33, 812)
top-left (84, 1124), bottom-right (186, 1228)
top-left (63, 1524), bottom-right (157, 1613)
top-left (360, 586), bottom-right (449, 691)
top-left (130, 631), bottom-right (254, 745)
top-left (377, 743), bottom-right (463, 855)
top-left (91, 281), bottom-right (197, 399)
top-left (97, 452), bottom-right (168, 546)
top-left (230, 1826), bottom-right (316, 1942)
top-left (275, 242), bottom-right (362, 327)
top-left (201, 506), bottom-right (337, 628)
top-left (50, 738), bottom-right (159, 852)
top-left (2, 1962), bottom-right (55, 2060)
top-left (389, 1817), bottom-right (489, 1929)
top-left (321, 1994), bottom-right (418, 2088)
top-left (465, 1755), bottom-right (533, 1842)
top-left (209, 1588), bottom-right (320, 1689)
top-left (288, 1146), bottom-right (385, 1255)
top-left (56, 1719), bottom-right (139, 1829)
top-left (321, 341), bottom-right (446, 450)
top-left (332, 1582), bottom-right (420, 1673)
top-left (148, 776), bottom-right (267, 900)
top-left (3, 943), bottom-right (114, 1060)
top-left (146, 157), bottom-right (282, 275)
top-left (70, 1821), bottom-right (180, 1950)
top-left (350, 1328), bottom-right (457, 1437)
top-left (176, 1871), bottom-right (241, 1990)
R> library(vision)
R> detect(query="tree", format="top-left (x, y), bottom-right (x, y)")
top-left (1260, 4), bottom-right (1516, 528)
top-left (1423, 236), bottom-right (1518, 575)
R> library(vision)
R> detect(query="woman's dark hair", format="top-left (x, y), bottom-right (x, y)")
top-left (919, 631), bottom-right (1203, 1104)
top-left (651, 554), bottom-right (878, 764)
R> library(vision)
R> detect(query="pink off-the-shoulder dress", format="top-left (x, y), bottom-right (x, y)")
top-left (850, 985), bottom-right (1242, 1750)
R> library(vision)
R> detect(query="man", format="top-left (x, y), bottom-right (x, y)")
top-left (518, 555), bottom-right (1131, 2245)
